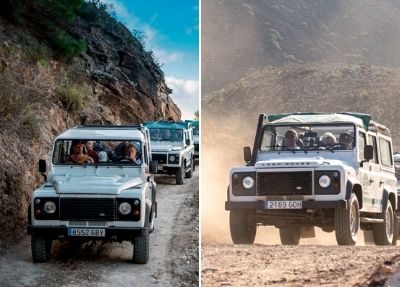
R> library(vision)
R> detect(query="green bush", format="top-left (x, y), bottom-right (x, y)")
top-left (56, 83), bottom-right (90, 111)
top-left (45, 0), bottom-right (83, 22)
top-left (45, 23), bottom-right (86, 59)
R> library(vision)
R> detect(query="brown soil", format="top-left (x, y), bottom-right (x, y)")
top-left (0, 170), bottom-right (199, 286)
top-left (202, 243), bottom-right (400, 287)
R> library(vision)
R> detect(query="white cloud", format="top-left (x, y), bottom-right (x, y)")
top-left (165, 76), bottom-right (199, 119)
top-left (153, 48), bottom-right (184, 63)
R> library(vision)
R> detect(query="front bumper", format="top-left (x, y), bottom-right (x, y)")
top-left (225, 200), bottom-right (347, 210)
top-left (27, 225), bottom-right (144, 240)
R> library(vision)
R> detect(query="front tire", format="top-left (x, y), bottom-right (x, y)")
top-left (229, 210), bottom-right (256, 244)
top-left (185, 158), bottom-right (193, 178)
top-left (373, 200), bottom-right (395, 246)
top-left (31, 235), bottom-right (52, 263)
top-left (133, 229), bottom-right (150, 264)
top-left (335, 193), bottom-right (360, 245)
top-left (176, 163), bottom-right (184, 185)
top-left (279, 225), bottom-right (301, 245)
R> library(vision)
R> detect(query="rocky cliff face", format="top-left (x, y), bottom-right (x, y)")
top-left (0, 3), bottom-right (180, 249)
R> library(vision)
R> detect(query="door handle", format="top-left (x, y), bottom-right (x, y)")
top-left (369, 179), bottom-right (374, 183)
top-left (379, 180), bottom-right (384, 185)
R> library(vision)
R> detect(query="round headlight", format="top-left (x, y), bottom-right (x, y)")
top-left (319, 175), bottom-right (331, 188)
top-left (242, 176), bottom-right (255, 189)
top-left (34, 198), bottom-right (41, 205)
top-left (169, 155), bottom-right (176, 162)
top-left (133, 199), bottom-right (140, 206)
top-left (119, 202), bottom-right (131, 215)
top-left (44, 201), bottom-right (56, 214)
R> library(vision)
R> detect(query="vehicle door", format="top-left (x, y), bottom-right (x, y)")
top-left (366, 133), bottom-right (381, 212)
top-left (358, 131), bottom-right (374, 212)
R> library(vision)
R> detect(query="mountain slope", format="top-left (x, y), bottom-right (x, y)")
top-left (203, 0), bottom-right (400, 93)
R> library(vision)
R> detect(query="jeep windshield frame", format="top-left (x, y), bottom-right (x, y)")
top-left (259, 123), bottom-right (356, 153)
top-left (52, 139), bottom-right (144, 166)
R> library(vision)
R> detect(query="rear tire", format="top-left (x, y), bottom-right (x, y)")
top-left (133, 229), bottom-right (149, 264)
top-left (392, 212), bottom-right (400, 246)
top-left (31, 235), bottom-right (52, 263)
top-left (229, 210), bottom-right (256, 244)
top-left (373, 200), bottom-right (395, 246)
top-left (279, 226), bottom-right (301, 245)
top-left (335, 193), bottom-right (360, 245)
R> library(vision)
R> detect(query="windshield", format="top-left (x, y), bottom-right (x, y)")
top-left (260, 124), bottom-right (355, 151)
top-left (193, 126), bottom-right (199, 136)
top-left (149, 128), bottom-right (183, 142)
top-left (52, 140), bottom-right (143, 166)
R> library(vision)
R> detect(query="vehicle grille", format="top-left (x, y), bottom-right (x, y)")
top-left (152, 153), bottom-right (167, 164)
top-left (194, 144), bottom-right (199, 152)
top-left (257, 172), bottom-right (312, 196)
top-left (60, 198), bottom-right (116, 221)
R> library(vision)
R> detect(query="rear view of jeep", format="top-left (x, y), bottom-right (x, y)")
top-left (226, 113), bottom-right (398, 246)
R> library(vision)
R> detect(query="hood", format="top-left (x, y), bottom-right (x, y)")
top-left (50, 175), bottom-right (143, 195)
top-left (255, 156), bottom-right (344, 169)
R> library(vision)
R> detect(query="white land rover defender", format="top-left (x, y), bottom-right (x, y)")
top-left (28, 125), bottom-right (157, 264)
top-left (186, 120), bottom-right (199, 160)
top-left (226, 113), bottom-right (398, 246)
top-left (144, 121), bottom-right (195, 185)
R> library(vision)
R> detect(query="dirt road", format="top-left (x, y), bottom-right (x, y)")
top-left (0, 170), bottom-right (198, 287)
top-left (202, 241), bottom-right (400, 287)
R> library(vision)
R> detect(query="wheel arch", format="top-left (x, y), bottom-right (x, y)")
top-left (346, 180), bottom-right (363, 209)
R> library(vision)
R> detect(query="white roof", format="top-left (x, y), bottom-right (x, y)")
top-left (271, 114), bottom-right (364, 128)
top-left (55, 127), bottom-right (146, 141)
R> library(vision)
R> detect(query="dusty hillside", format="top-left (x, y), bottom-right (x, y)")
top-left (202, 63), bottom-right (400, 243)
top-left (203, 0), bottom-right (400, 93)
top-left (0, 1), bottom-right (180, 249)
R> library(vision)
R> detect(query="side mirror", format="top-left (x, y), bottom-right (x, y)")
top-left (38, 159), bottom-right (46, 173)
top-left (244, 146), bottom-right (252, 162)
top-left (364, 145), bottom-right (373, 161)
top-left (38, 159), bottom-right (47, 181)
top-left (186, 139), bottom-right (191, 146)
top-left (150, 160), bottom-right (158, 174)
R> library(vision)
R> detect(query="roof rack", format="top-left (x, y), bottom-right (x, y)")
top-left (368, 120), bottom-right (391, 136)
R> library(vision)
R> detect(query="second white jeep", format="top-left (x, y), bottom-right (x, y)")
top-left (145, 121), bottom-right (195, 185)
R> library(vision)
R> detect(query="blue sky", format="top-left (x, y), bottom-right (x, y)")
top-left (103, 0), bottom-right (199, 119)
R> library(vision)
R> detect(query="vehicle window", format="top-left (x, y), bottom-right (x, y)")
top-left (367, 135), bottom-right (378, 164)
top-left (379, 138), bottom-right (393, 167)
top-left (260, 124), bottom-right (355, 151)
top-left (150, 129), bottom-right (183, 142)
top-left (358, 132), bottom-right (366, 160)
top-left (52, 140), bottom-right (142, 166)
top-left (193, 125), bottom-right (199, 135)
